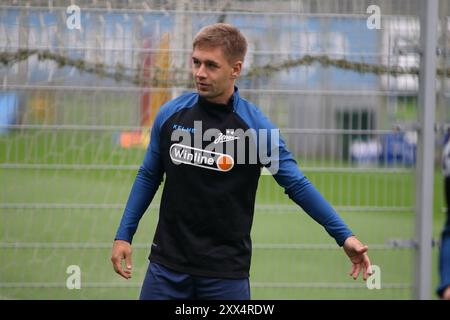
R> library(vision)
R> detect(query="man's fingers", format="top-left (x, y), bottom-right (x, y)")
top-left (349, 264), bottom-right (357, 277)
top-left (362, 265), bottom-right (369, 281)
top-left (111, 256), bottom-right (131, 279)
top-left (125, 253), bottom-right (133, 271)
top-left (117, 265), bottom-right (131, 279)
top-left (111, 256), bottom-right (120, 272)
top-left (112, 258), bottom-right (124, 276)
top-left (352, 263), bottom-right (361, 280)
top-left (363, 259), bottom-right (375, 281)
top-left (124, 254), bottom-right (132, 278)
top-left (364, 254), bottom-right (373, 275)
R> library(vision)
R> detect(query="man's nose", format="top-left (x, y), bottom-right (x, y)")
top-left (195, 64), bottom-right (206, 78)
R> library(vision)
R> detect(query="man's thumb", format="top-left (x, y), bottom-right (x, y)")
top-left (357, 245), bottom-right (368, 254)
top-left (125, 253), bottom-right (132, 269)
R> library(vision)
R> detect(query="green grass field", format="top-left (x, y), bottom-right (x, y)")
top-left (0, 130), bottom-right (446, 299)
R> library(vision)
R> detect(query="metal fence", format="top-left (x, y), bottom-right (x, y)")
top-left (0, 0), bottom-right (448, 299)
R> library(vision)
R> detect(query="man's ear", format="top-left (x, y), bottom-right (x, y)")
top-left (231, 61), bottom-right (243, 79)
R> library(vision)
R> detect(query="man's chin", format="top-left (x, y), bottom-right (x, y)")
top-left (197, 90), bottom-right (213, 98)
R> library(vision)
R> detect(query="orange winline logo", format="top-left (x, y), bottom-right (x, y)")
top-left (169, 121), bottom-right (280, 174)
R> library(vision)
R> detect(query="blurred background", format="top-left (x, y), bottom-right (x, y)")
top-left (0, 0), bottom-right (449, 299)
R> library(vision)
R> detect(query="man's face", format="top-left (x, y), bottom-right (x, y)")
top-left (191, 45), bottom-right (241, 104)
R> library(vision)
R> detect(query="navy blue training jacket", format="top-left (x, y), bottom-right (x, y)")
top-left (115, 87), bottom-right (353, 278)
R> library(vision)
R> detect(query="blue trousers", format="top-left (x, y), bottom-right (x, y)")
top-left (139, 262), bottom-right (250, 300)
top-left (437, 218), bottom-right (450, 297)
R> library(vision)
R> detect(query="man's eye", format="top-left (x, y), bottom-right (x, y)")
top-left (193, 60), bottom-right (200, 66)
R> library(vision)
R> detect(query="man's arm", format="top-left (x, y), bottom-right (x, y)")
top-left (111, 115), bottom-right (165, 279)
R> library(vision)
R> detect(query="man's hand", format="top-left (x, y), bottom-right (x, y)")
top-left (443, 286), bottom-right (450, 300)
top-left (343, 236), bottom-right (372, 281)
top-left (111, 240), bottom-right (133, 279)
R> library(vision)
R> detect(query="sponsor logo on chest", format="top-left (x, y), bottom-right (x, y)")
top-left (170, 144), bottom-right (234, 172)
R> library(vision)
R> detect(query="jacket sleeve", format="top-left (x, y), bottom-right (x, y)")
top-left (114, 113), bottom-right (165, 244)
top-left (257, 110), bottom-right (353, 246)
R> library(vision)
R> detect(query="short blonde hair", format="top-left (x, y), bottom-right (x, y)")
top-left (193, 23), bottom-right (247, 64)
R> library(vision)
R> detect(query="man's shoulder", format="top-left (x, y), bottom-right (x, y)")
top-left (155, 91), bottom-right (198, 124)
top-left (235, 95), bottom-right (275, 130)
top-left (161, 91), bottom-right (198, 112)
top-left (236, 94), bottom-right (258, 111)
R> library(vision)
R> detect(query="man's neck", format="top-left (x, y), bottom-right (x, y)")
top-left (204, 87), bottom-right (234, 105)
top-left (204, 96), bottom-right (232, 105)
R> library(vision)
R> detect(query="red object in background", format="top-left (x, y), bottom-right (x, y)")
top-left (140, 38), bottom-right (152, 127)
top-left (119, 131), bottom-right (143, 148)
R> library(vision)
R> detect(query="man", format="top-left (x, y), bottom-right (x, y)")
top-left (437, 130), bottom-right (450, 300)
top-left (111, 23), bottom-right (372, 300)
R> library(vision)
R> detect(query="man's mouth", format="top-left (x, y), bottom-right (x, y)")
top-left (197, 82), bottom-right (210, 88)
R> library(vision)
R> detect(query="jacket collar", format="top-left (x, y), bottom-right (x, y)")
top-left (197, 86), bottom-right (240, 113)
